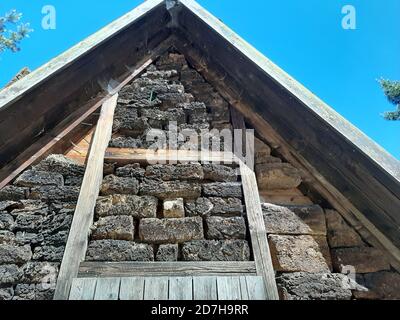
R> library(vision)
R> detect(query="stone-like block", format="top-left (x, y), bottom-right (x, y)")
top-left (156, 244), bottom-right (179, 262)
top-left (202, 182), bottom-right (243, 198)
top-left (33, 154), bottom-right (84, 176)
top-left (95, 195), bottom-right (157, 219)
top-left (21, 262), bottom-right (59, 284)
top-left (268, 235), bottom-right (330, 273)
top-left (139, 217), bottom-right (204, 244)
top-left (185, 198), bottom-right (213, 217)
top-left (86, 240), bottom-right (154, 262)
top-left (29, 186), bottom-right (80, 202)
top-left (100, 175), bottom-right (139, 196)
top-left (0, 264), bottom-right (22, 284)
top-left (140, 179), bottom-right (201, 200)
top-left (145, 164), bottom-right (204, 181)
top-left (182, 240), bottom-right (250, 261)
top-left (14, 170), bottom-right (64, 188)
top-left (0, 244), bottom-right (32, 266)
top-left (209, 197), bottom-right (243, 215)
top-left (116, 163), bottom-right (145, 179)
top-left (163, 198), bottom-right (185, 218)
top-left (205, 216), bottom-right (246, 240)
top-left (256, 163), bottom-right (302, 190)
top-left (203, 164), bottom-right (237, 182)
top-left (0, 213), bottom-right (14, 231)
top-left (92, 215), bottom-right (134, 241)
top-left (0, 186), bottom-right (29, 201)
top-left (32, 245), bottom-right (65, 262)
top-left (276, 272), bottom-right (352, 300)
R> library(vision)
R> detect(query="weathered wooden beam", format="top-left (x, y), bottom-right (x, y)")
top-left (171, 34), bottom-right (400, 265)
top-left (68, 148), bottom-right (238, 165)
top-left (239, 161), bottom-right (279, 300)
top-left (0, 1), bottom-right (171, 169)
top-left (54, 94), bottom-right (118, 300)
top-left (0, 39), bottom-right (171, 190)
top-left (78, 262), bottom-right (256, 278)
top-left (174, 1), bottom-right (400, 250)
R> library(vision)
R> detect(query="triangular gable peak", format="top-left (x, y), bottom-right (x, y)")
top-left (0, 0), bottom-right (399, 300)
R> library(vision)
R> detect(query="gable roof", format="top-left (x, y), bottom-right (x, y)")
top-left (0, 0), bottom-right (399, 250)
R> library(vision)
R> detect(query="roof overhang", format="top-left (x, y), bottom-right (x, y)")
top-left (0, 0), bottom-right (399, 250)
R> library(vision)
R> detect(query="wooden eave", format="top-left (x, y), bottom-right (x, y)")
top-left (0, 0), bottom-right (399, 250)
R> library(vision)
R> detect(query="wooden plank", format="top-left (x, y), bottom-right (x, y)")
top-left (0, 38), bottom-right (170, 189)
top-left (143, 277), bottom-right (169, 300)
top-left (174, 8), bottom-right (400, 249)
top-left (169, 277), bottom-right (193, 300)
top-left (119, 277), bottom-right (145, 300)
top-left (0, 0), bottom-right (164, 109)
top-left (240, 161), bottom-right (279, 300)
top-left (0, 101), bottom-right (99, 189)
top-left (216, 277), bottom-right (242, 300)
top-left (79, 261), bottom-right (256, 278)
top-left (93, 278), bottom-right (121, 301)
top-left (69, 278), bottom-right (97, 300)
top-left (179, 0), bottom-right (400, 182)
top-left (193, 277), bottom-right (217, 300)
top-left (0, 8), bottom-right (171, 170)
top-left (240, 276), bottom-right (267, 300)
top-left (230, 107), bottom-right (246, 159)
top-left (54, 94), bottom-right (118, 300)
top-left (105, 148), bottom-right (237, 165)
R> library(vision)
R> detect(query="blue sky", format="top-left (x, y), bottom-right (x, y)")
top-left (0, 0), bottom-right (399, 159)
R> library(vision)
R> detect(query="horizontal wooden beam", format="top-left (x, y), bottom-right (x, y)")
top-left (68, 148), bottom-right (239, 165)
top-left (78, 262), bottom-right (257, 278)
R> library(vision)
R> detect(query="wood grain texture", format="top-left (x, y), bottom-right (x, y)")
top-left (54, 94), bottom-right (118, 300)
top-left (193, 276), bottom-right (218, 300)
top-left (0, 2), bottom-right (170, 170)
top-left (173, 3), bottom-right (400, 250)
top-left (94, 278), bottom-right (121, 300)
top-left (239, 161), bottom-right (279, 300)
top-left (119, 277), bottom-right (145, 300)
top-left (69, 278), bottom-right (97, 300)
top-left (240, 276), bottom-right (267, 300)
top-left (143, 277), bottom-right (169, 300)
top-left (78, 261), bottom-right (257, 278)
top-left (169, 277), bottom-right (193, 300)
top-left (216, 277), bottom-right (241, 300)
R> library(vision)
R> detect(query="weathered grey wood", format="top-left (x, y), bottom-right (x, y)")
top-left (144, 277), bottom-right (169, 300)
top-left (174, 1), bottom-right (400, 251)
top-left (239, 161), bottom-right (279, 300)
top-left (119, 277), bottom-right (145, 300)
top-left (93, 278), bottom-right (121, 300)
top-left (193, 276), bottom-right (217, 300)
top-left (0, 1), bottom-right (170, 171)
top-left (0, 0), bottom-right (164, 110)
top-left (69, 278), bottom-right (97, 300)
top-left (216, 277), bottom-right (242, 300)
top-left (78, 261), bottom-right (256, 278)
top-left (240, 276), bottom-right (267, 300)
top-left (169, 277), bottom-right (193, 300)
top-left (54, 94), bottom-right (118, 300)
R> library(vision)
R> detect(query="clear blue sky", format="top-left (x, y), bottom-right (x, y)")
top-left (1, 0), bottom-right (399, 159)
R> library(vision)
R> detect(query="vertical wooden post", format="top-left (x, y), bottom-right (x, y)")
top-left (54, 94), bottom-right (118, 300)
top-left (240, 161), bottom-right (279, 300)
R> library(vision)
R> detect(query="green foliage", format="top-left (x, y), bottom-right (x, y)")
top-left (380, 79), bottom-right (400, 120)
top-left (0, 10), bottom-right (32, 53)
